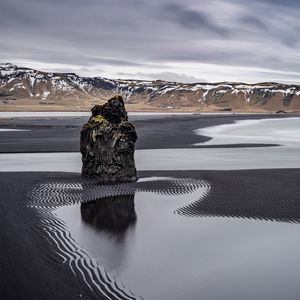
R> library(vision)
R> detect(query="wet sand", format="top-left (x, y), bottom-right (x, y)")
top-left (1, 170), bottom-right (300, 299)
top-left (0, 113), bottom-right (294, 153)
top-left (0, 114), bottom-right (300, 299)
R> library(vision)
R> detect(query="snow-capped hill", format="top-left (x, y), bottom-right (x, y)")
top-left (0, 63), bottom-right (299, 111)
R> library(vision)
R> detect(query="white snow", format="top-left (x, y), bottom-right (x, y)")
top-left (28, 74), bottom-right (36, 87)
top-left (0, 128), bottom-right (29, 132)
top-left (203, 89), bottom-right (210, 100)
top-left (0, 70), bottom-right (16, 76)
top-left (158, 86), bottom-right (176, 95)
top-left (42, 91), bottom-right (50, 99)
top-left (2, 65), bottom-right (300, 103)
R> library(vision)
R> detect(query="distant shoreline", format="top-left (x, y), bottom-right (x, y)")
top-left (0, 110), bottom-right (298, 120)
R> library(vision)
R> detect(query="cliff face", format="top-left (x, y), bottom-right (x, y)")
top-left (1, 63), bottom-right (300, 111)
top-left (80, 95), bottom-right (137, 183)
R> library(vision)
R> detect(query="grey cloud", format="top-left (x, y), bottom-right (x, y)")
top-left (163, 3), bottom-right (227, 36)
top-left (86, 57), bottom-right (142, 67)
top-left (0, 0), bottom-right (37, 27)
top-left (117, 71), bottom-right (207, 83)
top-left (0, 45), bottom-right (143, 69)
top-left (0, 0), bottom-right (300, 83)
top-left (251, 0), bottom-right (300, 7)
top-left (239, 15), bottom-right (268, 30)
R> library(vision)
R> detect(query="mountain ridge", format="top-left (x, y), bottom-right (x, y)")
top-left (1, 63), bottom-right (299, 112)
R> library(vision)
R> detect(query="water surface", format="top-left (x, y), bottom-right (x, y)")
top-left (51, 178), bottom-right (300, 300)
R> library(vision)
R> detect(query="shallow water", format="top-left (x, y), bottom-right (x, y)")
top-left (1, 117), bottom-right (299, 171)
top-left (48, 178), bottom-right (300, 300)
top-left (12, 116), bottom-right (300, 299)
top-left (0, 144), bottom-right (299, 171)
top-left (196, 117), bottom-right (300, 147)
top-left (0, 128), bottom-right (29, 132)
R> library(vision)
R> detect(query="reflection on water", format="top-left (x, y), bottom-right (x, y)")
top-left (81, 194), bottom-right (137, 236)
top-left (34, 174), bottom-right (300, 300)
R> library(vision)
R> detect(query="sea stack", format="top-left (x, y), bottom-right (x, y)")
top-left (80, 95), bottom-right (137, 183)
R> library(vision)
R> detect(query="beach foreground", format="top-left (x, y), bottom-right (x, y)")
top-left (1, 113), bottom-right (300, 300)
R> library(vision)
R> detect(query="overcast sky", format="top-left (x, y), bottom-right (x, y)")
top-left (1, 0), bottom-right (300, 83)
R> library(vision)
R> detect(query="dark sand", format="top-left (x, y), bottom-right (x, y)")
top-left (1, 169), bottom-right (300, 299)
top-left (0, 113), bottom-right (294, 153)
top-left (0, 114), bottom-right (300, 299)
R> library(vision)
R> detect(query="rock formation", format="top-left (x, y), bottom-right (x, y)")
top-left (80, 95), bottom-right (137, 183)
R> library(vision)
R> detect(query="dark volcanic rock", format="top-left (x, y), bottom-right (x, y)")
top-left (80, 95), bottom-right (137, 183)
top-left (91, 95), bottom-right (128, 123)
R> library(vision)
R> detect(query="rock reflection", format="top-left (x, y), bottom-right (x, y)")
top-left (81, 194), bottom-right (137, 236)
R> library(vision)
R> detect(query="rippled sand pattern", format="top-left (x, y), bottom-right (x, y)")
top-left (176, 175), bottom-right (300, 223)
top-left (27, 176), bottom-right (211, 299)
top-left (28, 177), bottom-right (210, 208)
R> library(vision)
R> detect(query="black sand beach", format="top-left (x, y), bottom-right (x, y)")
top-left (1, 169), bottom-right (300, 299)
top-left (0, 113), bottom-right (295, 153)
top-left (1, 114), bottom-right (300, 300)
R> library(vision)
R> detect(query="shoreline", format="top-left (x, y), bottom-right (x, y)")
top-left (0, 111), bottom-right (299, 118)
top-left (1, 169), bottom-right (300, 299)
top-left (1, 112), bottom-right (300, 299)
top-left (0, 113), bottom-right (297, 153)
top-left (1, 145), bottom-right (299, 171)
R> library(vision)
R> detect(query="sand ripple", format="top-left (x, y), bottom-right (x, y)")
top-left (27, 176), bottom-right (210, 299)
